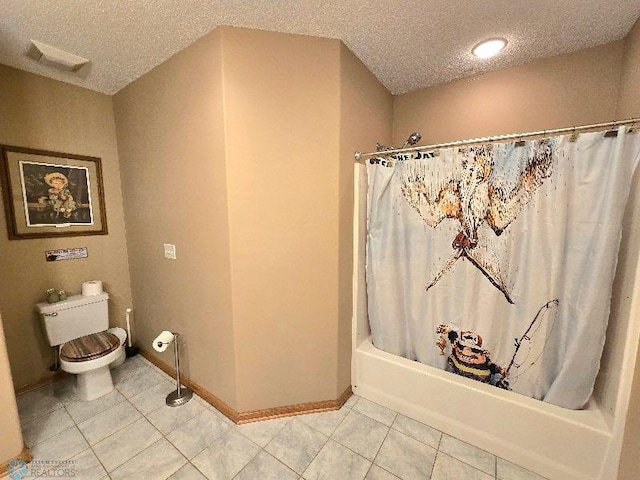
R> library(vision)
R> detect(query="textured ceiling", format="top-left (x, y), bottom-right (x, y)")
top-left (1, 1), bottom-right (639, 95)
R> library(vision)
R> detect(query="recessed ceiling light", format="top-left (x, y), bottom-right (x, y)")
top-left (472, 38), bottom-right (507, 59)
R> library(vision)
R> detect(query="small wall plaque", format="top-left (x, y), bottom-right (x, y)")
top-left (45, 247), bottom-right (88, 262)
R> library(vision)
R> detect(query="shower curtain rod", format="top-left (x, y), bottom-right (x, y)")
top-left (354, 117), bottom-right (640, 162)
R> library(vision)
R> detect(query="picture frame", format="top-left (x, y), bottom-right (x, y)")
top-left (0, 145), bottom-right (108, 239)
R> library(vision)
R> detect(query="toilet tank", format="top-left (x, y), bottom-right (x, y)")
top-left (36, 293), bottom-right (109, 346)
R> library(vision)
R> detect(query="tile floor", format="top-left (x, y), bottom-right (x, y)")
top-left (15, 355), bottom-right (547, 480)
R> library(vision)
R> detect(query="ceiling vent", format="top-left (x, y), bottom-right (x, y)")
top-left (27, 40), bottom-right (89, 72)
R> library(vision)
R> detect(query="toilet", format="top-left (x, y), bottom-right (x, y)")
top-left (36, 292), bottom-right (127, 401)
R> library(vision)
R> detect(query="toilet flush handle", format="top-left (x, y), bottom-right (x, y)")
top-left (44, 312), bottom-right (58, 317)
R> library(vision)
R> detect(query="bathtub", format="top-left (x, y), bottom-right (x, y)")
top-left (351, 163), bottom-right (640, 480)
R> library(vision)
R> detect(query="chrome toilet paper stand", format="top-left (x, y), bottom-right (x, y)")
top-left (156, 332), bottom-right (193, 407)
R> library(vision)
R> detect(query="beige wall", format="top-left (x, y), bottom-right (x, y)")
top-left (617, 19), bottom-right (640, 119)
top-left (113, 29), bottom-right (238, 407)
top-left (0, 65), bottom-right (132, 389)
top-left (616, 18), bottom-right (640, 480)
top-left (0, 313), bottom-right (23, 465)
top-left (338, 44), bottom-right (393, 391)
top-left (115, 26), bottom-right (392, 413)
top-left (221, 28), bottom-right (343, 411)
top-left (393, 41), bottom-right (624, 146)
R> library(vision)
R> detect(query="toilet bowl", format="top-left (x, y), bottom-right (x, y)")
top-left (58, 327), bottom-right (127, 401)
top-left (108, 327), bottom-right (127, 369)
top-left (37, 292), bottom-right (128, 401)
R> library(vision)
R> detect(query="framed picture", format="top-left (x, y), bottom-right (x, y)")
top-left (0, 146), bottom-right (108, 239)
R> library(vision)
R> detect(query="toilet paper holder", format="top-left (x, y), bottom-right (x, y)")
top-left (154, 332), bottom-right (193, 407)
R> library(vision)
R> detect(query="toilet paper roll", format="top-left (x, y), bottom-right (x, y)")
top-left (153, 331), bottom-right (175, 353)
top-left (82, 280), bottom-right (103, 296)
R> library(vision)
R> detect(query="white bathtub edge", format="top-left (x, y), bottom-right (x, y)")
top-left (353, 338), bottom-right (612, 480)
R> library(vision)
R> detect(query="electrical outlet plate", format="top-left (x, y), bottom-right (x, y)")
top-left (164, 243), bottom-right (176, 260)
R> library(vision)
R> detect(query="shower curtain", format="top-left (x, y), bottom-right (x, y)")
top-left (366, 127), bottom-right (640, 409)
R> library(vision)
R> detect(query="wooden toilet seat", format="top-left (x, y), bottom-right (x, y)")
top-left (60, 331), bottom-right (120, 362)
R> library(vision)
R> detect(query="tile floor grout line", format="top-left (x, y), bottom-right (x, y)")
top-left (19, 360), bottom-right (546, 480)
top-left (121, 391), bottom-right (212, 478)
top-left (308, 401), bottom-right (362, 479)
top-left (187, 460), bottom-right (209, 480)
top-left (21, 387), bottom-right (73, 448)
top-left (329, 428), bottom-right (386, 466)
top-left (17, 402), bottom-right (65, 431)
top-left (429, 431), bottom-right (445, 479)
top-left (16, 396), bottom-right (64, 431)
top-left (369, 425), bottom-right (393, 477)
top-left (362, 463), bottom-right (375, 480)
top-left (190, 463), bottom-right (207, 480)
top-left (88, 444), bottom-right (111, 479)
top-left (64, 366), bottom-right (169, 476)
top-left (161, 397), bottom-right (236, 474)
top-left (183, 420), bottom-right (236, 469)
top-left (99, 397), bottom-right (164, 474)
top-left (438, 435), bottom-right (498, 478)
top-left (429, 450), bottom-right (439, 479)
top-left (231, 420), bottom-right (305, 480)
top-left (23, 405), bottom-right (76, 452)
top-left (153, 423), bottom-right (196, 479)
top-left (28, 389), bottom-right (398, 480)
top-left (20, 362), bottom-right (191, 479)
top-left (66, 394), bottom-right (128, 425)
top-left (296, 425), bottom-right (332, 479)
top-left (271, 421), bottom-right (325, 476)
top-left (259, 405), bottom-right (377, 480)
top-left (236, 413), bottom-right (291, 446)
top-left (434, 450), bottom-right (498, 479)
top-left (341, 396), bottom-right (398, 458)
top-left (31, 400), bottom-right (108, 479)
top-left (388, 415), bottom-right (444, 451)
top-left (74, 398), bottom-right (143, 449)
top-left (316, 412), bottom-right (380, 478)
top-left (265, 428), bottom-right (319, 478)
top-left (157, 395), bottom-right (285, 479)
top-left (227, 447), bottom-right (265, 480)
top-left (109, 436), bottom-right (186, 479)
top-left (67, 399), bottom-right (112, 478)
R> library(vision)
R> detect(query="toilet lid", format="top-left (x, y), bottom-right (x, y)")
top-left (60, 331), bottom-right (120, 362)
